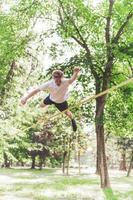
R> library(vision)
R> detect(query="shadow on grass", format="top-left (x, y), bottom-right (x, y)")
top-left (103, 188), bottom-right (118, 200)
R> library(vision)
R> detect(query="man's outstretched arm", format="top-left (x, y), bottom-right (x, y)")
top-left (20, 81), bottom-right (50, 105)
top-left (69, 67), bottom-right (80, 84)
top-left (20, 88), bottom-right (40, 105)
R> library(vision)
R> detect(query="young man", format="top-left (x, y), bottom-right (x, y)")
top-left (21, 67), bottom-right (80, 131)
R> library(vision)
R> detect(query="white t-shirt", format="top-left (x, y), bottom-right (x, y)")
top-left (38, 79), bottom-right (70, 103)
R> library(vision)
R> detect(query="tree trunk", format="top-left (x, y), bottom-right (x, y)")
top-left (96, 130), bottom-right (101, 175)
top-left (31, 155), bottom-right (36, 169)
top-left (0, 61), bottom-right (17, 104)
top-left (127, 151), bottom-right (133, 177)
top-left (39, 155), bottom-right (45, 170)
top-left (119, 151), bottom-right (127, 171)
top-left (66, 150), bottom-right (71, 176)
top-left (78, 150), bottom-right (81, 174)
top-left (3, 152), bottom-right (11, 168)
top-left (21, 161), bottom-right (24, 167)
top-left (95, 80), bottom-right (101, 175)
top-left (95, 97), bottom-right (110, 188)
top-left (39, 158), bottom-right (43, 170)
top-left (62, 151), bottom-right (67, 174)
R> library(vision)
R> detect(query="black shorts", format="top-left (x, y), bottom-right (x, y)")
top-left (43, 95), bottom-right (68, 112)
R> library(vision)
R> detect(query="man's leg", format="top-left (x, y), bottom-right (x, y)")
top-left (54, 101), bottom-right (77, 132)
top-left (61, 109), bottom-right (76, 132)
top-left (40, 95), bottom-right (53, 108)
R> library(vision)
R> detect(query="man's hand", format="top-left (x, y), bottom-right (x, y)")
top-left (69, 67), bottom-right (80, 84)
top-left (74, 67), bottom-right (80, 73)
top-left (20, 88), bottom-right (40, 106)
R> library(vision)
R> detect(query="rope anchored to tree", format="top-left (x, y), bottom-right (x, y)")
top-left (39, 77), bottom-right (133, 124)
top-left (79, 77), bottom-right (133, 105)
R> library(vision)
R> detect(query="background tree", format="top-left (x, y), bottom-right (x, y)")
top-left (39, 0), bottom-right (133, 188)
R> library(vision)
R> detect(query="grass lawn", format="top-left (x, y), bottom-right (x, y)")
top-left (0, 168), bottom-right (132, 200)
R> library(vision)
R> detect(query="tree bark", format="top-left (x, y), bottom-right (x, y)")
top-left (31, 155), bottom-right (36, 169)
top-left (39, 158), bottom-right (43, 170)
top-left (95, 96), bottom-right (110, 188)
top-left (39, 154), bottom-right (45, 170)
top-left (96, 127), bottom-right (101, 175)
top-left (21, 161), bottom-right (24, 167)
top-left (119, 151), bottom-right (127, 171)
top-left (95, 80), bottom-right (101, 175)
top-left (3, 152), bottom-right (11, 168)
top-left (127, 151), bottom-right (133, 177)
top-left (62, 151), bottom-right (67, 174)
top-left (78, 150), bottom-right (81, 175)
top-left (0, 61), bottom-right (17, 104)
top-left (66, 149), bottom-right (71, 176)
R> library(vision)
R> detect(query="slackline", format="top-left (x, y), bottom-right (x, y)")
top-left (40, 77), bottom-right (133, 124)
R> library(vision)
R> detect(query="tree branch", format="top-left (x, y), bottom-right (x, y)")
top-left (58, 0), bottom-right (87, 45)
top-left (102, 11), bottom-right (133, 90)
top-left (105, 0), bottom-right (114, 45)
top-left (0, 61), bottom-right (17, 104)
top-left (102, 2), bottom-right (131, 91)
top-left (58, 8), bottom-right (85, 49)
top-left (71, 36), bottom-right (86, 49)
top-left (127, 59), bottom-right (133, 77)
top-left (16, 0), bottom-right (37, 13)
top-left (58, 0), bottom-right (99, 79)
top-left (112, 12), bottom-right (133, 44)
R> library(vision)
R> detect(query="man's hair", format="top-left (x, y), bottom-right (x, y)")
top-left (52, 70), bottom-right (64, 78)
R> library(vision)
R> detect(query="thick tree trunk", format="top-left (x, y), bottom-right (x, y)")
top-left (31, 155), bottom-right (36, 169)
top-left (95, 82), bottom-right (101, 175)
top-left (96, 131), bottom-right (101, 175)
top-left (95, 97), bottom-right (110, 188)
top-left (127, 152), bottom-right (133, 177)
top-left (119, 151), bottom-right (127, 171)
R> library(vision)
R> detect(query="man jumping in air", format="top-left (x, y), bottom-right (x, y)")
top-left (21, 67), bottom-right (80, 132)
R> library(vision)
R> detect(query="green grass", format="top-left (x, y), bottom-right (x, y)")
top-left (103, 188), bottom-right (118, 200)
top-left (4, 176), bottom-right (99, 192)
top-left (0, 168), bottom-right (133, 200)
top-left (124, 191), bottom-right (133, 198)
top-left (0, 167), bottom-right (55, 175)
top-left (114, 190), bottom-right (133, 200)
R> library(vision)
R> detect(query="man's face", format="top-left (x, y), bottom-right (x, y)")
top-left (53, 75), bottom-right (62, 86)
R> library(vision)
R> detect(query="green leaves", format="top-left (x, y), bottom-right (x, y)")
top-left (105, 85), bottom-right (133, 138)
